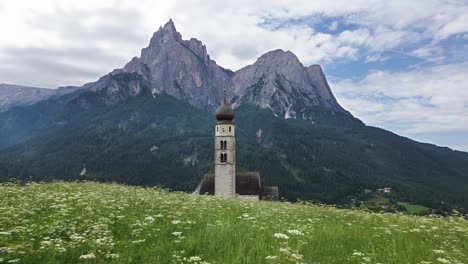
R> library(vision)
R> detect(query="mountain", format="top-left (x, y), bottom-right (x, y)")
top-left (0, 20), bottom-right (467, 212)
top-left (79, 20), bottom-right (346, 117)
top-left (0, 84), bottom-right (55, 111)
top-left (0, 83), bottom-right (79, 112)
top-left (232, 49), bottom-right (348, 118)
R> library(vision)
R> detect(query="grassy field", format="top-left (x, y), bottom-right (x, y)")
top-left (0, 182), bottom-right (466, 263)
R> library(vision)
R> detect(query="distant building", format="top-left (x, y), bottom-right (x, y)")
top-left (195, 91), bottom-right (278, 201)
top-left (377, 187), bottom-right (391, 193)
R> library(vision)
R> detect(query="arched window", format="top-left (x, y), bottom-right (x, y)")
top-left (229, 126), bottom-right (231, 132)
top-left (220, 153), bottom-right (227, 163)
top-left (220, 140), bottom-right (223, 149)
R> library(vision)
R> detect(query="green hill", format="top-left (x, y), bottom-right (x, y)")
top-left (0, 92), bottom-right (467, 212)
top-left (0, 182), bottom-right (466, 263)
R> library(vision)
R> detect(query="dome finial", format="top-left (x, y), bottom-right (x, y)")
top-left (215, 88), bottom-right (234, 123)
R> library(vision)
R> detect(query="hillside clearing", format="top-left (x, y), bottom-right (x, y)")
top-left (0, 182), bottom-right (466, 263)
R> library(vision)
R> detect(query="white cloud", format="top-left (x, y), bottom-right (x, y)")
top-left (332, 63), bottom-right (468, 137)
top-left (365, 54), bottom-right (390, 63)
top-left (0, 0), bottom-right (467, 88)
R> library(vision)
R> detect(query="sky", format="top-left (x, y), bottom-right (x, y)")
top-left (0, 0), bottom-right (467, 151)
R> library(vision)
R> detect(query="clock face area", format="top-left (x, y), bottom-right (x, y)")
top-left (215, 124), bottom-right (235, 136)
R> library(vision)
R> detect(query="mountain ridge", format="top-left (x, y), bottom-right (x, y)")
top-left (0, 20), bottom-right (348, 118)
top-left (70, 19), bottom-right (348, 118)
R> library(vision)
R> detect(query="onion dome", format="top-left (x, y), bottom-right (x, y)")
top-left (215, 90), bottom-right (234, 122)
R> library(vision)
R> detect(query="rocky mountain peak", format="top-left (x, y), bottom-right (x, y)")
top-left (232, 49), bottom-right (349, 118)
top-left (78, 20), bottom-right (348, 117)
top-left (256, 49), bottom-right (302, 67)
top-left (152, 19), bottom-right (182, 43)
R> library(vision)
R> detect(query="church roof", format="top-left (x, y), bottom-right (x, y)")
top-left (195, 172), bottom-right (278, 200)
top-left (215, 90), bottom-right (234, 123)
top-left (196, 172), bottom-right (262, 196)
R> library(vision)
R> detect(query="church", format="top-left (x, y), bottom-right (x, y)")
top-left (195, 92), bottom-right (279, 201)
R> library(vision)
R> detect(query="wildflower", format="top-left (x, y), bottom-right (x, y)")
top-left (7, 260), bottom-right (20, 263)
top-left (189, 256), bottom-right (202, 262)
top-left (106, 253), bottom-right (120, 259)
top-left (265, 255), bottom-right (278, 259)
top-left (352, 251), bottom-right (363, 256)
top-left (172, 232), bottom-right (182, 236)
top-left (40, 241), bottom-right (52, 246)
top-left (287, 230), bottom-right (304, 236)
top-left (436, 258), bottom-right (450, 263)
top-left (291, 253), bottom-right (303, 260)
top-left (0, 232), bottom-right (11, 236)
top-left (79, 253), bottom-right (96, 259)
top-left (433, 250), bottom-right (446, 254)
top-left (172, 220), bottom-right (181, 225)
top-left (273, 233), bottom-right (290, 239)
top-left (132, 239), bottom-right (146, 244)
top-left (145, 216), bottom-right (155, 223)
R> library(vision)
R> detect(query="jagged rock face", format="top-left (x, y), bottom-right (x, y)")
top-left (117, 20), bottom-right (347, 118)
top-left (71, 72), bottom-right (151, 108)
top-left (8, 20), bottom-right (347, 118)
top-left (232, 50), bottom-right (348, 118)
top-left (122, 20), bottom-right (233, 112)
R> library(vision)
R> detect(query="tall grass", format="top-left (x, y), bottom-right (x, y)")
top-left (0, 182), bottom-right (466, 263)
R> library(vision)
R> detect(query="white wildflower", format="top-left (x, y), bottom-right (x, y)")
top-left (172, 232), bottom-right (182, 236)
top-left (189, 256), bottom-right (202, 262)
top-left (0, 232), bottom-right (11, 236)
top-left (291, 253), bottom-right (303, 260)
top-left (273, 233), bottom-right (290, 239)
top-left (132, 239), bottom-right (146, 244)
top-left (40, 241), bottom-right (52, 246)
top-left (436, 258), bottom-right (450, 263)
top-left (287, 230), bottom-right (304, 236)
top-left (433, 250), bottom-right (446, 254)
top-left (106, 253), bottom-right (120, 259)
top-left (7, 260), bottom-right (20, 263)
top-left (145, 216), bottom-right (155, 223)
top-left (79, 253), bottom-right (96, 259)
top-left (172, 220), bottom-right (181, 225)
top-left (265, 255), bottom-right (278, 259)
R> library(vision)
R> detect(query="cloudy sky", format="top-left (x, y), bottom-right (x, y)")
top-left (0, 0), bottom-right (467, 151)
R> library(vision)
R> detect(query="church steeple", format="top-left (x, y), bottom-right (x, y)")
top-left (214, 89), bottom-right (236, 198)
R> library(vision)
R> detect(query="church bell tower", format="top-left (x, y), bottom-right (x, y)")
top-left (214, 90), bottom-right (236, 198)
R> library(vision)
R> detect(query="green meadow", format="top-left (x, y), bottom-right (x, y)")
top-left (0, 182), bottom-right (466, 263)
